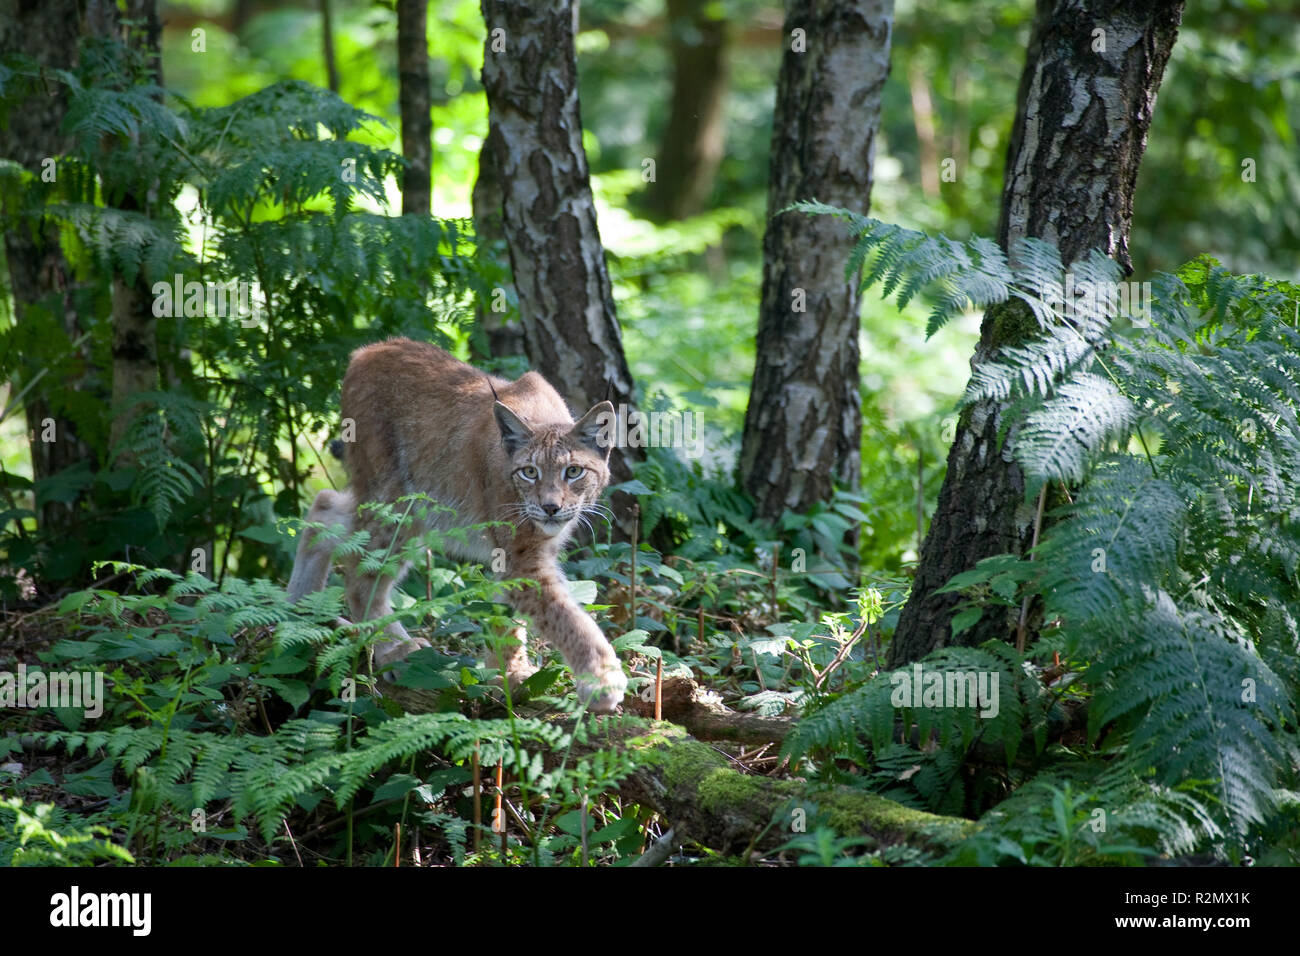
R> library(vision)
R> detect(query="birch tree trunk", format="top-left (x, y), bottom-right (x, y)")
top-left (479, 0), bottom-right (640, 507)
top-left (739, 0), bottom-right (894, 522)
top-left (470, 137), bottom-right (526, 359)
top-left (320, 0), bottom-right (340, 93)
top-left (889, 0), bottom-right (1186, 666)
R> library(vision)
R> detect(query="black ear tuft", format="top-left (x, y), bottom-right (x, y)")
top-left (570, 401), bottom-right (616, 458)
top-left (495, 402), bottom-right (532, 455)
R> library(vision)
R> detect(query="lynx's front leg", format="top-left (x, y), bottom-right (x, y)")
top-left (504, 556), bottom-right (627, 713)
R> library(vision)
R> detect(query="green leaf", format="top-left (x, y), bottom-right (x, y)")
top-left (373, 773), bottom-right (422, 801)
top-left (612, 629), bottom-right (651, 651)
top-left (566, 579), bottom-right (598, 605)
top-left (238, 523), bottom-right (286, 545)
top-left (255, 678), bottom-right (309, 710)
top-left (950, 608), bottom-right (983, 637)
top-left (56, 591), bottom-right (96, 615)
top-left (609, 479), bottom-right (654, 496)
top-left (587, 814), bottom-right (640, 845)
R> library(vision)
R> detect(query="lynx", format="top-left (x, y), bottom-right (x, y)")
top-left (287, 337), bottom-right (628, 713)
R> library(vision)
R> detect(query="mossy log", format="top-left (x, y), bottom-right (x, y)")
top-left (623, 674), bottom-right (1087, 768)
top-left (624, 675), bottom-right (794, 747)
top-left (378, 680), bottom-right (973, 858)
top-left (606, 719), bottom-right (972, 856)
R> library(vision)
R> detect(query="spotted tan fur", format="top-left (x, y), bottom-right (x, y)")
top-left (288, 337), bottom-right (627, 712)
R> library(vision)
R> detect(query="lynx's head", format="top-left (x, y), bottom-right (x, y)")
top-left (494, 400), bottom-right (615, 538)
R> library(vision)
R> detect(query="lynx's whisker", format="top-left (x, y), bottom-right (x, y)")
top-left (581, 505), bottom-right (613, 529)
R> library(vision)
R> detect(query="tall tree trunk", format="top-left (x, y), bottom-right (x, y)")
top-left (889, 0), bottom-right (1185, 667)
top-left (0, 0), bottom-right (96, 541)
top-left (232, 0), bottom-right (255, 36)
top-left (397, 0), bottom-right (431, 216)
top-left (100, 0), bottom-right (166, 463)
top-left (908, 58), bottom-right (939, 198)
top-left (479, 0), bottom-right (640, 522)
top-left (645, 0), bottom-right (729, 221)
top-left (739, 0), bottom-right (894, 523)
top-left (470, 136), bottom-right (525, 359)
top-left (320, 0), bottom-right (340, 93)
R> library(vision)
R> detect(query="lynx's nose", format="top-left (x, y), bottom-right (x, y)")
top-left (541, 502), bottom-right (561, 517)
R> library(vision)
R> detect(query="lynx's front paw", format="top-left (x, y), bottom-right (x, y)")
top-left (576, 665), bottom-right (628, 715)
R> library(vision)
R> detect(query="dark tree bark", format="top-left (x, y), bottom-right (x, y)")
top-left (889, 0), bottom-right (1186, 666)
top-left (232, 0), bottom-right (255, 36)
top-left (125, 0), bottom-right (162, 79)
top-left (479, 0), bottom-right (640, 516)
top-left (0, 0), bottom-right (96, 539)
top-left (397, 0), bottom-right (431, 216)
top-left (739, 0), bottom-right (894, 521)
top-left (95, 0), bottom-right (166, 462)
top-left (320, 0), bottom-right (340, 93)
top-left (645, 0), bottom-right (729, 221)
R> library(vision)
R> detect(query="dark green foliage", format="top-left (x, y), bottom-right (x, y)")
top-left (111, 391), bottom-right (206, 528)
top-left (790, 206), bottom-right (1300, 849)
top-left (785, 643), bottom-right (1056, 817)
top-left (0, 36), bottom-right (497, 587)
top-left (10, 525), bottom-right (647, 864)
top-left (945, 776), bottom-right (1219, 866)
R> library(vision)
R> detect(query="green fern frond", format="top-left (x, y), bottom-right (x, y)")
top-left (110, 390), bottom-right (208, 529)
top-left (801, 208), bottom-right (1300, 837)
top-left (1085, 593), bottom-right (1293, 829)
top-left (1015, 374), bottom-right (1137, 483)
top-left (784, 644), bottom-right (1052, 778)
top-left (48, 203), bottom-right (188, 285)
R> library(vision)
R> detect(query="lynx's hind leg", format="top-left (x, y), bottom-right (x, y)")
top-left (288, 489), bottom-right (356, 602)
top-left (342, 510), bottom-right (430, 669)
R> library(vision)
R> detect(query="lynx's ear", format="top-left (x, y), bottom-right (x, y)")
top-left (494, 402), bottom-right (533, 455)
top-left (571, 401), bottom-right (616, 458)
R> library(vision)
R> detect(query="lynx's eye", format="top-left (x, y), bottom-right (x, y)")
top-left (517, 465), bottom-right (539, 482)
top-left (564, 465), bottom-right (585, 481)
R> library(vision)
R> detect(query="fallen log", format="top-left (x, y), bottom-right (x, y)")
top-left (621, 674), bottom-right (1088, 768)
top-left (624, 675), bottom-right (794, 747)
top-left (604, 719), bottom-right (973, 857)
top-left (378, 679), bottom-right (973, 859)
